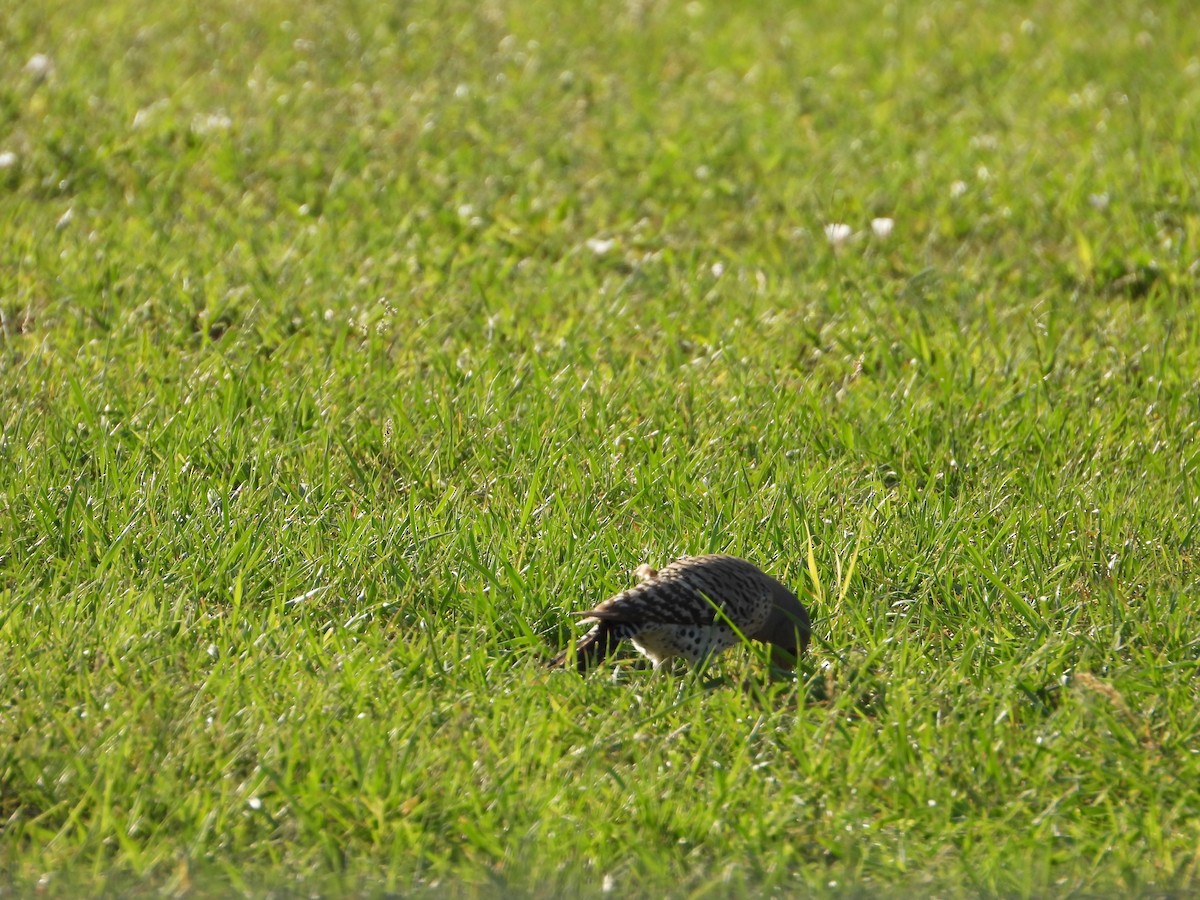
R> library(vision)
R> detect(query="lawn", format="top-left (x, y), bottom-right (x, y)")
top-left (2, 0), bottom-right (1199, 895)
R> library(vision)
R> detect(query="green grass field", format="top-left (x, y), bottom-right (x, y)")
top-left (3, 0), bottom-right (1199, 895)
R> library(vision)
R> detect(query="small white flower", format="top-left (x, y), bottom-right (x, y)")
top-left (976, 165), bottom-right (990, 181)
top-left (710, 262), bottom-right (725, 277)
top-left (191, 112), bottom-right (232, 135)
top-left (248, 797), bottom-right (263, 810)
top-left (25, 54), bottom-right (54, 79)
top-left (455, 204), bottom-right (482, 227)
top-left (586, 237), bottom-right (616, 256)
top-left (0, 151), bottom-right (16, 169)
top-left (1089, 192), bottom-right (1110, 210)
top-left (870, 217), bottom-right (894, 238)
top-left (823, 223), bottom-right (852, 244)
top-left (950, 180), bottom-right (968, 198)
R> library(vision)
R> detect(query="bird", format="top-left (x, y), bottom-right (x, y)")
top-left (549, 554), bottom-right (810, 673)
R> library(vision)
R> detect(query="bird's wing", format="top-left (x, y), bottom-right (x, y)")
top-left (571, 580), bottom-right (721, 626)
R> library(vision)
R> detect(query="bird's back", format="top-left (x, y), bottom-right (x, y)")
top-left (583, 554), bottom-right (777, 632)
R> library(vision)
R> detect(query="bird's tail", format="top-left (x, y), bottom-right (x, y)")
top-left (548, 622), bottom-right (621, 673)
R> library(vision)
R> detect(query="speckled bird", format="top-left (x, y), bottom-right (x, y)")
top-left (549, 554), bottom-right (810, 672)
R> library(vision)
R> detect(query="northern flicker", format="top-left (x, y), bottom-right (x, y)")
top-left (550, 554), bottom-right (810, 672)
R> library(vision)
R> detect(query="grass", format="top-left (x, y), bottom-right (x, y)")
top-left (2, 0), bottom-right (1199, 895)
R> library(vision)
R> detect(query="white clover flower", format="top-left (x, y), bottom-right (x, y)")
top-left (1089, 192), bottom-right (1110, 210)
top-left (0, 151), bottom-right (16, 169)
top-left (25, 54), bottom-right (54, 80)
top-left (456, 204), bottom-right (482, 227)
top-left (950, 180), bottom-right (968, 198)
top-left (823, 223), bottom-right (852, 245)
top-left (191, 112), bottom-right (232, 135)
top-left (871, 217), bottom-right (894, 238)
top-left (710, 262), bottom-right (725, 277)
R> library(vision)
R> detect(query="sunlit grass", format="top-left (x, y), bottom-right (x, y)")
top-left (2, 0), bottom-right (1198, 895)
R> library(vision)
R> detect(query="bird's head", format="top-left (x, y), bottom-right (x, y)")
top-left (752, 580), bottom-right (811, 668)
